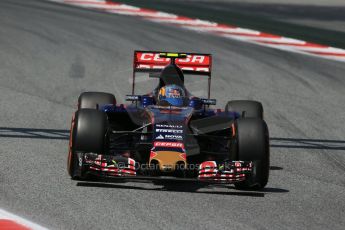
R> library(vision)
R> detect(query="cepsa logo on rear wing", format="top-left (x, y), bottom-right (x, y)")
top-left (134, 51), bottom-right (212, 75)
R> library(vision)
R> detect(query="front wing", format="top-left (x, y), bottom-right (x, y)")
top-left (76, 153), bottom-right (252, 184)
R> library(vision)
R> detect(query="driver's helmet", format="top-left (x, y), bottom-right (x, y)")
top-left (158, 84), bottom-right (186, 106)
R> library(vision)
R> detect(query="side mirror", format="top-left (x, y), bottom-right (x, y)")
top-left (201, 98), bottom-right (217, 105)
top-left (126, 95), bottom-right (141, 102)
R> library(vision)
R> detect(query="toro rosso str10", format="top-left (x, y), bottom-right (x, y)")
top-left (68, 51), bottom-right (270, 190)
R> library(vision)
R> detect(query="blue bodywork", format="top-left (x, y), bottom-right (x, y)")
top-left (100, 95), bottom-right (240, 120)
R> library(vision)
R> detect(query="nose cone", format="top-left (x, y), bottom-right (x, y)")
top-left (149, 151), bottom-right (187, 172)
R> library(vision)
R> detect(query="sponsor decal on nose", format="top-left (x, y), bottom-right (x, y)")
top-left (155, 129), bottom-right (183, 133)
top-left (154, 142), bottom-right (184, 148)
top-left (156, 134), bottom-right (165, 139)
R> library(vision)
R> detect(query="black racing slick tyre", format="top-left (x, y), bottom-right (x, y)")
top-left (234, 118), bottom-right (269, 190)
top-left (225, 100), bottom-right (263, 119)
top-left (78, 92), bottom-right (116, 109)
top-left (68, 109), bottom-right (108, 180)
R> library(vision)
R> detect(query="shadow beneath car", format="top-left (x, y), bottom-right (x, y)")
top-left (0, 127), bottom-right (69, 140)
top-left (270, 166), bottom-right (283, 170)
top-left (1, 127), bottom-right (345, 150)
top-left (76, 181), bottom-right (289, 197)
top-left (261, 187), bottom-right (289, 193)
top-left (270, 137), bottom-right (345, 150)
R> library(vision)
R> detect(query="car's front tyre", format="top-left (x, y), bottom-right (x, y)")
top-left (233, 118), bottom-right (270, 190)
top-left (78, 92), bottom-right (116, 109)
top-left (68, 109), bottom-right (108, 180)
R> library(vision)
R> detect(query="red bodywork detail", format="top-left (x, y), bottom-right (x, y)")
top-left (132, 50), bottom-right (212, 98)
top-left (179, 153), bottom-right (187, 160)
top-left (231, 123), bottom-right (236, 137)
top-left (198, 161), bottom-right (252, 182)
top-left (89, 156), bottom-right (136, 176)
top-left (150, 151), bottom-right (157, 159)
top-left (134, 51), bottom-right (212, 73)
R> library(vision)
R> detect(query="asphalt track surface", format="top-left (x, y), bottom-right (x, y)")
top-left (177, 0), bottom-right (345, 32)
top-left (1, 0), bottom-right (345, 229)
top-left (116, 0), bottom-right (345, 48)
top-left (178, 0), bottom-right (345, 6)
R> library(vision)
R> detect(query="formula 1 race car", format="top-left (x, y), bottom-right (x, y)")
top-left (68, 51), bottom-right (269, 190)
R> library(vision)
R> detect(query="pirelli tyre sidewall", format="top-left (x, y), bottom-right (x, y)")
top-left (234, 118), bottom-right (270, 190)
top-left (68, 109), bottom-right (108, 179)
top-left (78, 92), bottom-right (116, 109)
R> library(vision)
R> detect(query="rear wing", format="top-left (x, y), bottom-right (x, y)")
top-left (134, 51), bottom-right (212, 75)
top-left (132, 51), bottom-right (212, 98)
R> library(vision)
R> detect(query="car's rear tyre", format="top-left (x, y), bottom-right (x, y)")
top-left (78, 92), bottom-right (116, 109)
top-left (68, 109), bottom-right (108, 180)
top-left (225, 100), bottom-right (263, 119)
top-left (234, 118), bottom-right (269, 190)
